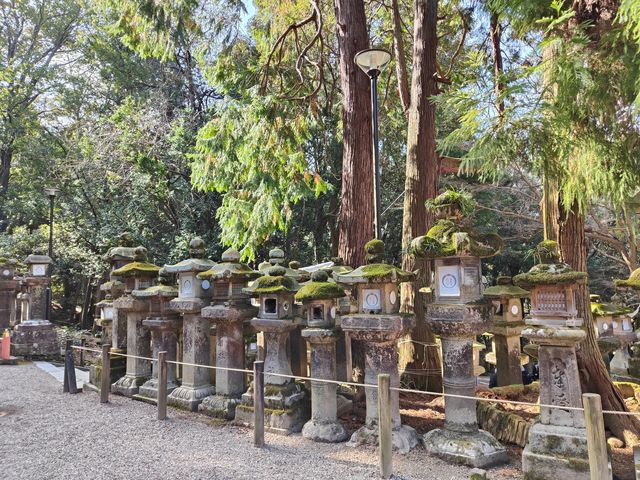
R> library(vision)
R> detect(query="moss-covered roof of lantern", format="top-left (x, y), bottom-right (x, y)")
top-left (591, 301), bottom-right (632, 317)
top-left (513, 241), bottom-right (586, 287)
top-left (0, 257), bottom-right (17, 267)
top-left (243, 266), bottom-right (300, 295)
top-left (132, 284), bottom-right (178, 298)
top-left (112, 261), bottom-right (161, 278)
top-left (615, 268), bottom-right (640, 290)
top-left (24, 254), bottom-right (52, 265)
top-left (425, 189), bottom-right (476, 217)
top-left (336, 240), bottom-right (414, 284)
top-left (296, 271), bottom-right (345, 302)
top-left (100, 280), bottom-right (124, 292)
top-left (197, 249), bottom-right (261, 281)
top-left (106, 246), bottom-right (137, 262)
top-left (484, 276), bottom-right (529, 298)
top-left (164, 237), bottom-right (215, 273)
top-left (410, 218), bottom-right (502, 259)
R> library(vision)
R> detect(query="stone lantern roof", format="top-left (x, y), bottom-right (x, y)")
top-left (410, 190), bottom-right (502, 259)
top-left (513, 241), bottom-right (587, 287)
top-left (132, 268), bottom-right (178, 298)
top-left (197, 248), bottom-right (261, 282)
top-left (264, 247), bottom-right (309, 281)
top-left (334, 239), bottom-right (414, 285)
top-left (590, 295), bottom-right (632, 317)
top-left (104, 232), bottom-right (137, 262)
top-left (296, 270), bottom-right (345, 302)
top-left (24, 254), bottom-right (52, 266)
top-left (164, 237), bottom-right (215, 273)
top-left (484, 276), bottom-right (529, 299)
top-left (111, 247), bottom-right (160, 278)
top-left (243, 265), bottom-right (300, 296)
top-left (323, 257), bottom-right (353, 276)
top-left (615, 268), bottom-right (640, 290)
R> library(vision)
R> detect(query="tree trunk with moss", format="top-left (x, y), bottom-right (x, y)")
top-left (399, 0), bottom-right (442, 391)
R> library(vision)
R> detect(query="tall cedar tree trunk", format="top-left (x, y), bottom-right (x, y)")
top-left (489, 11), bottom-right (505, 115)
top-left (0, 145), bottom-right (12, 231)
top-left (556, 202), bottom-right (640, 445)
top-left (399, 0), bottom-right (442, 391)
top-left (335, 0), bottom-right (373, 269)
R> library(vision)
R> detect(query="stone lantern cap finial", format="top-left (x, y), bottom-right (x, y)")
top-left (295, 270), bottom-right (346, 303)
top-left (615, 268), bottom-right (640, 291)
top-left (263, 247), bottom-right (309, 281)
top-left (410, 190), bottom-right (502, 260)
top-left (111, 247), bottom-right (160, 278)
top-left (243, 265), bottom-right (300, 296)
top-left (269, 248), bottom-right (285, 265)
top-left (334, 240), bottom-right (414, 285)
top-left (164, 237), bottom-right (215, 273)
top-left (513, 241), bottom-right (587, 287)
top-left (484, 276), bottom-right (529, 299)
top-left (197, 248), bottom-right (261, 282)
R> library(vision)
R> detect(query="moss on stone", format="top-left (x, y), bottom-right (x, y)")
top-left (244, 266), bottom-right (299, 294)
top-left (197, 261), bottom-right (260, 281)
top-left (514, 260), bottom-right (587, 287)
top-left (296, 281), bottom-right (345, 302)
top-left (132, 284), bottom-right (178, 298)
top-left (111, 261), bottom-right (160, 277)
top-left (425, 189), bottom-right (475, 216)
top-left (615, 268), bottom-right (640, 290)
top-left (484, 283), bottom-right (529, 298)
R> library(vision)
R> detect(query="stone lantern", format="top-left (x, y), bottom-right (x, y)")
top-left (335, 239), bottom-right (418, 453)
top-left (133, 268), bottom-right (180, 401)
top-left (110, 247), bottom-right (160, 397)
top-left (484, 276), bottom-right (530, 386)
top-left (165, 237), bottom-right (217, 411)
top-left (614, 269), bottom-right (640, 379)
top-left (12, 253), bottom-right (58, 357)
top-left (198, 249), bottom-right (261, 419)
top-left (235, 264), bottom-right (309, 434)
top-left (296, 270), bottom-right (349, 443)
top-left (514, 240), bottom-right (589, 478)
top-left (412, 190), bottom-right (506, 467)
top-left (591, 295), bottom-right (635, 377)
top-left (0, 257), bottom-right (19, 330)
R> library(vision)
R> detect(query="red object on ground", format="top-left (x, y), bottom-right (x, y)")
top-left (1, 329), bottom-right (10, 360)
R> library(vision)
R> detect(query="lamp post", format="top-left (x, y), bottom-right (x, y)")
top-left (44, 187), bottom-right (58, 320)
top-left (354, 48), bottom-right (391, 240)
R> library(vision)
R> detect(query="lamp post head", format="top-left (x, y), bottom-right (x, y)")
top-left (354, 48), bottom-right (391, 78)
top-left (44, 187), bottom-right (59, 198)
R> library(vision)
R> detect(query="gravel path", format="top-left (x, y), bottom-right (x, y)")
top-left (0, 363), bottom-right (520, 480)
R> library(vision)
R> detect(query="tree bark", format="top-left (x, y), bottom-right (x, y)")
top-left (334, 0), bottom-right (373, 268)
top-left (391, 0), bottom-right (410, 115)
top-left (399, 0), bottom-right (442, 391)
top-left (0, 145), bottom-right (13, 231)
top-left (489, 11), bottom-right (505, 115)
top-left (557, 200), bottom-right (640, 445)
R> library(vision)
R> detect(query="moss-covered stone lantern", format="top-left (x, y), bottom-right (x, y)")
top-left (514, 240), bottom-right (589, 478)
top-left (483, 276), bottom-right (529, 387)
top-left (12, 253), bottom-right (57, 357)
top-left (235, 265), bottom-right (309, 434)
top-left (0, 258), bottom-right (19, 331)
top-left (412, 190), bottom-right (506, 467)
top-left (613, 269), bottom-right (640, 380)
top-left (335, 239), bottom-right (418, 453)
top-left (110, 247), bottom-right (160, 397)
top-left (296, 270), bottom-right (348, 442)
top-left (165, 237), bottom-right (217, 411)
top-left (197, 248), bottom-right (261, 419)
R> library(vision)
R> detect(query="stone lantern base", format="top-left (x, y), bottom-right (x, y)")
top-left (424, 428), bottom-right (508, 468)
top-left (112, 373), bottom-right (149, 397)
top-left (11, 320), bottom-right (58, 357)
top-left (522, 423), bottom-right (589, 479)
top-left (235, 381), bottom-right (310, 434)
top-left (199, 395), bottom-right (240, 420)
top-left (348, 425), bottom-right (419, 454)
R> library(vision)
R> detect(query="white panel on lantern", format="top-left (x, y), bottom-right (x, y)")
top-left (362, 289), bottom-right (381, 311)
top-left (181, 276), bottom-right (194, 297)
top-left (32, 264), bottom-right (46, 276)
top-left (438, 265), bottom-right (460, 297)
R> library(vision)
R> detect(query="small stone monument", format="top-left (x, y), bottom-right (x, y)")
top-left (412, 190), bottom-right (506, 467)
top-left (0, 257), bottom-right (19, 330)
top-left (484, 276), bottom-right (529, 386)
top-left (514, 240), bottom-right (589, 478)
top-left (133, 268), bottom-right (180, 401)
top-left (591, 295), bottom-right (635, 377)
top-left (296, 270), bottom-right (349, 443)
top-left (335, 239), bottom-right (419, 453)
top-left (110, 247), bottom-right (160, 396)
top-left (236, 264), bottom-right (309, 434)
top-left (165, 237), bottom-right (217, 411)
top-left (198, 249), bottom-right (261, 419)
top-left (12, 254), bottom-right (58, 357)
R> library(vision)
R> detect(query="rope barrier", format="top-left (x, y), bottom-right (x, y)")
top-left (69, 345), bottom-right (640, 417)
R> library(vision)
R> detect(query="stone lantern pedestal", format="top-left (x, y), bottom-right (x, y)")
top-left (166, 238), bottom-right (217, 411)
top-left (12, 254), bottom-right (58, 357)
top-left (411, 191), bottom-right (506, 467)
top-left (198, 249), bottom-right (260, 419)
top-left (514, 240), bottom-right (590, 479)
top-left (235, 265), bottom-right (309, 434)
top-left (136, 316), bottom-right (180, 399)
top-left (0, 259), bottom-right (19, 330)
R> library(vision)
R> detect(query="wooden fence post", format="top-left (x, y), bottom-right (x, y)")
top-left (583, 393), bottom-right (612, 480)
top-left (100, 343), bottom-right (111, 403)
top-left (378, 373), bottom-right (392, 479)
top-left (157, 351), bottom-right (167, 420)
top-left (63, 339), bottom-right (78, 394)
top-left (634, 445), bottom-right (640, 480)
top-left (253, 360), bottom-right (265, 448)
